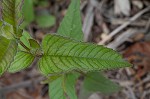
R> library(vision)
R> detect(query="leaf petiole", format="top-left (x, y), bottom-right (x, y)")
top-left (18, 40), bottom-right (30, 52)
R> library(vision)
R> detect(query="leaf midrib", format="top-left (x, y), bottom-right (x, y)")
top-left (43, 55), bottom-right (125, 63)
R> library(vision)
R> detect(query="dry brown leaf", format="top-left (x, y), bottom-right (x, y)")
top-left (124, 41), bottom-right (150, 79)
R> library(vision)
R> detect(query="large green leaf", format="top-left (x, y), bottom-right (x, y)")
top-left (1, 0), bottom-right (23, 36)
top-left (0, 36), bottom-right (17, 75)
top-left (8, 31), bottom-right (35, 73)
top-left (57, 0), bottom-right (83, 41)
top-left (39, 34), bottom-right (131, 75)
top-left (48, 0), bottom-right (83, 99)
top-left (79, 72), bottom-right (121, 99)
top-left (49, 74), bottom-right (79, 99)
top-left (65, 74), bottom-right (79, 99)
top-left (1, 0), bottom-right (23, 26)
top-left (46, 0), bottom-right (130, 99)
top-left (8, 51), bottom-right (35, 73)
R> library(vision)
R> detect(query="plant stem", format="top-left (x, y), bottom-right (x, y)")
top-left (18, 40), bottom-right (30, 51)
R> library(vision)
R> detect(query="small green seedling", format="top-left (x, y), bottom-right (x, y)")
top-left (22, 0), bottom-right (56, 28)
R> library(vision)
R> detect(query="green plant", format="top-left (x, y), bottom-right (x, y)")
top-left (22, 0), bottom-right (56, 28)
top-left (0, 0), bottom-right (131, 99)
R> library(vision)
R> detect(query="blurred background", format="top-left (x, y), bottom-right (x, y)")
top-left (0, 0), bottom-right (150, 99)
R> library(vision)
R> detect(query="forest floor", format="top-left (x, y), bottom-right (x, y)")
top-left (0, 0), bottom-right (150, 99)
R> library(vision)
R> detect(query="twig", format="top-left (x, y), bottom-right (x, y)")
top-left (141, 90), bottom-right (150, 99)
top-left (107, 29), bottom-right (145, 49)
top-left (145, 18), bottom-right (150, 33)
top-left (110, 19), bottom-right (148, 27)
top-left (112, 80), bottom-right (133, 86)
top-left (126, 86), bottom-right (136, 99)
top-left (98, 6), bottom-right (150, 45)
top-left (0, 77), bottom-right (44, 94)
top-left (134, 74), bottom-right (150, 88)
top-left (80, 0), bottom-right (87, 10)
top-left (0, 93), bottom-right (6, 99)
top-left (82, 0), bottom-right (95, 42)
